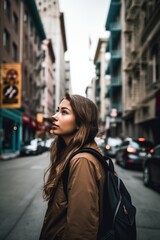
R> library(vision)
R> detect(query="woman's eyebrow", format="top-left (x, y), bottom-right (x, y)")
top-left (60, 106), bottom-right (71, 111)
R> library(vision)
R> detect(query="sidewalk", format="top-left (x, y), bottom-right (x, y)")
top-left (0, 151), bottom-right (20, 160)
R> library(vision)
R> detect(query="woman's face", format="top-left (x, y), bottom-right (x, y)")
top-left (51, 99), bottom-right (78, 145)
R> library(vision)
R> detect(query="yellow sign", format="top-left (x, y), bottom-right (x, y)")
top-left (36, 113), bottom-right (43, 123)
top-left (0, 63), bottom-right (21, 108)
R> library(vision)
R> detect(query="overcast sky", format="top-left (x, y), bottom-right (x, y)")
top-left (59, 0), bottom-right (110, 96)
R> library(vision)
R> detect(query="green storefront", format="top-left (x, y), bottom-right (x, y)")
top-left (0, 109), bottom-right (22, 159)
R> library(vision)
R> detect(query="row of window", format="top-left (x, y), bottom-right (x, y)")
top-left (2, 0), bottom-right (42, 63)
top-left (23, 10), bottom-right (41, 48)
top-left (4, 0), bottom-right (19, 33)
top-left (3, 28), bottom-right (41, 64)
top-left (4, 0), bottom-right (41, 49)
top-left (3, 29), bottom-right (18, 61)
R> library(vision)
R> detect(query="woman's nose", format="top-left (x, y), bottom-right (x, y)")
top-left (52, 113), bottom-right (58, 121)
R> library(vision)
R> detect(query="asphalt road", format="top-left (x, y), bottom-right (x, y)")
top-left (114, 162), bottom-right (160, 240)
top-left (0, 152), bottom-right (160, 240)
top-left (0, 152), bottom-right (49, 240)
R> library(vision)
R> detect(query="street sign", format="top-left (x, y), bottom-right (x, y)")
top-left (0, 63), bottom-right (22, 108)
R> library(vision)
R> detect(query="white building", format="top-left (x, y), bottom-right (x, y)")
top-left (41, 39), bottom-right (55, 120)
top-left (64, 60), bottom-right (72, 93)
top-left (94, 38), bottom-right (109, 132)
top-left (36, 0), bottom-right (68, 109)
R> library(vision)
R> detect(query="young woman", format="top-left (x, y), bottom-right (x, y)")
top-left (39, 93), bottom-right (106, 240)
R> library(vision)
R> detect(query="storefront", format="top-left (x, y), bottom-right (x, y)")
top-left (0, 109), bottom-right (22, 159)
top-left (22, 113), bottom-right (37, 142)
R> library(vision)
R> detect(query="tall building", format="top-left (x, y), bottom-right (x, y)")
top-left (0, 0), bottom-right (22, 158)
top-left (21, 0), bottom-right (46, 143)
top-left (40, 38), bottom-right (55, 137)
top-left (64, 60), bottom-right (72, 93)
top-left (94, 38), bottom-right (108, 135)
top-left (0, 0), bottom-right (47, 159)
top-left (105, 0), bottom-right (123, 138)
top-left (36, 0), bottom-right (68, 109)
top-left (123, 0), bottom-right (160, 144)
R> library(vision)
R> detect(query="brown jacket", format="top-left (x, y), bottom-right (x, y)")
top-left (39, 144), bottom-right (106, 240)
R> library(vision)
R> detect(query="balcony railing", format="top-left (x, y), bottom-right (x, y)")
top-left (110, 22), bottom-right (121, 31)
top-left (125, 0), bottom-right (141, 20)
top-left (126, 0), bottom-right (141, 10)
top-left (111, 76), bottom-right (121, 86)
top-left (111, 49), bottom-right (121, 58)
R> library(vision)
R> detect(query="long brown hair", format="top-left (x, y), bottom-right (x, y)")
top-left (43, 93), bottom-right (99, 200)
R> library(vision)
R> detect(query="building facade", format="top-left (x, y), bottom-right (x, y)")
top-left (105, 0), bottom-right (123, 138)
top-left (0, 0), bottom-right (47, 159)
top-left (21, 0), bottom-right (46, 143)
top-left (64, 60), bottom-right (72, 93)
top-left (94, 38), bottom-right (108, 135)
top-left (105, 0), bottom-right (160, 145)
top-left (36, 0), bottom-right (67, 109)
top-left (40, 38), bottom-right (55, 138)
top-left (123, 0), bottom-right (160, 145)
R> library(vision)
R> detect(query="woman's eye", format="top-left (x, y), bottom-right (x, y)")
top-left (61, 110), bottom-right (68, 115)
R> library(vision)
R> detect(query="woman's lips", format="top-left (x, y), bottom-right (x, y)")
top-left (52, 123), bottom-right (59, 129)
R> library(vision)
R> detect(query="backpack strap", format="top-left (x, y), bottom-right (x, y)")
top-left (76, 147), bottom-right (115, 173)
top-left (62, 147), bottom-right (115, 198)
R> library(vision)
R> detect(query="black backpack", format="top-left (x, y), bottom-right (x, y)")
top-left (63, 147), bottom-right (137, 240)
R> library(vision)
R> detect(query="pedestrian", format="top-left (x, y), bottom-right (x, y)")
top-left (39, 93), bottom-right (106, 240)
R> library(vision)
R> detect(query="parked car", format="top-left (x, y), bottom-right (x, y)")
top-left (143, 144), bottom-right (160, 188)
top-left (115, 138), bottom-right (154, 168)
top-left (104, 137), bottom-right (122, 157)
top-left (21, 138), bottom-right (43, 155)
top-left (95, 137), bottom-right (105, 153)
top-left (45, 138), bottom-right (54, 150)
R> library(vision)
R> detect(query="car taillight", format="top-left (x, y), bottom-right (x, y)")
top-left (150, 148), bottom-right (154, 153)
top-left (126, 147), bottom-right (136, 153)
top-left (138, 137), bottom-right (145, 142)
top-left (105, 145), bottom-right (111, 150)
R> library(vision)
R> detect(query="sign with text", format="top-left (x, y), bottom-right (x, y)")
top-left (0, 63), bottom-right (22, 108)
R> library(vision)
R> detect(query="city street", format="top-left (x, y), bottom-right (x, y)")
top-left (0, 152), bottom-right (49, 240)
top-left (0, 152), bottom-right (160, 240)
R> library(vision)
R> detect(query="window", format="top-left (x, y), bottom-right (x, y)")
top-left (4, 0), bottom-right (11, 18)
top-left (24, 69), bottom-right (28, 96)
top-left (24, 35), bottom-right (28, 59)
top-left (12, 42), bottom-right (18, 61)
top-left (3, 29), bottom-right (10, 51)
top-left (29, 76), bottom-right (33, 99)
top-left (30, 21), bottom-right (33, 36)
top-left (29, 44), bottom-right (33, 62)
top-left (34, 32), bottom-right (37, 44)
top-left (13, 13), bottom-right (18, 32)
top-left (151, 45), bottom-right (159, 83)
top-left (38, 38), bottom-right (41, 50)
top-left (24, 10), bottom-right (28, 23)
top-left (152, 53), bottom-right (159, 83)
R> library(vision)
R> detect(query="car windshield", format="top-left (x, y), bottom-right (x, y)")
top-left (24, 139), bottom-right (38, 145)
top-left (24, 140), bottom-right (31, 145)
top-left (107, 138), bottom-right (122, 146)
top-left (95, 137), bottom-right (104, 145)
top-left (30, 139), bottom-right (38, 145)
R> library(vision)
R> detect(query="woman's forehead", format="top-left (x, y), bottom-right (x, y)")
top-left (59, 99), bottom-right (72, 108)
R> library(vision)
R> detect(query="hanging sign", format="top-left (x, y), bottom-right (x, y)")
top-left (0, 63), bottom-right (21, 108)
